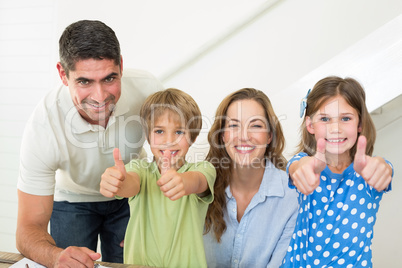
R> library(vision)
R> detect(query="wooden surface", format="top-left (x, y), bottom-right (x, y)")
top-left (0, 252), bottom-right (151, 268)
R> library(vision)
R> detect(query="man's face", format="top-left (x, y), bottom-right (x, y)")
top-left (57, 58), bottom-right (122, 127)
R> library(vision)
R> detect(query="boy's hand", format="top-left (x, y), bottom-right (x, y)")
top-left (354, 135), bottom-right (392, 191)
top-left (290, 138), bottom-right (326, 195)
top-left (100, 148), bottom-right (126, 197)
top-left (157, 150), bottom-right (186, 201)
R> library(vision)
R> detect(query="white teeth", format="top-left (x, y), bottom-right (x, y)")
top-left (236, 146), bottom-right (254, 151)
top-left (161, 150), bottom-right (178, 155)
top-left (327, 139), bottom-right (346, 143)
top-left (89, 103), bottom-right (106, 108)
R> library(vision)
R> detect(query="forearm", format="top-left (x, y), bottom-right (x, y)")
top-left (16, 224), bottom-right (62, 267)
top-left (182, 171), bottom-right (209, 195)
top-left (116, 172), bottom-right (140, 197)
top-left (16, 191), bottom-right (61, 267)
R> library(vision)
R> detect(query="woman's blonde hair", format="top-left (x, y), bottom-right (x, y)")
top-left (140, 88), bottom-right (202, 144)
top-left (297, 76), bottom-right (376, 158)
top-left (204, 88), bottom-right (286, 242)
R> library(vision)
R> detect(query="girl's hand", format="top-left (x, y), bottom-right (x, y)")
top-left (354, 136), bottom-right (392, 192)
top-left (100, 148), bottom-right (126, 198)
top-left (290, 138), bottom-right (327, 195)
top-left (157, 150), bottom-right (186, 200)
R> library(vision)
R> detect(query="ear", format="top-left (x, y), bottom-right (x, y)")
top-left (306, 116), bottom-right (315, 134)
top-left (221, 132), bottom-right (227, 144)
top-left (57, 62), bottom-right (69, 86)
top-left (358, 123), bottom-right (362, 133)
top-left (267, 131), bottom-right (273, 145)
top-left (120, 55), bottom-right (123, 75)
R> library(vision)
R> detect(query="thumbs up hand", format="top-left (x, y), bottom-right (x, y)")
top-left (354, 135), bottom-right (392, 191)
top-left (100, 148), bottom-right (127, 198)
top-left (160, 150), bottom-right (172, 176)
top-left (290, 138), bottom-right (327, 195)
top-left (157, 150), bottom-right (186, 201)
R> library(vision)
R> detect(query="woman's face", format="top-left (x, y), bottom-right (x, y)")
top-left (222, 99), bottom-right (272, 168)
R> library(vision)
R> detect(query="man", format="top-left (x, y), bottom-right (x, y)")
top-left (16, 20), bottom-right (163, 267)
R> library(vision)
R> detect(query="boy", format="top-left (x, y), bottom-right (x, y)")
top-left (100, 88), bottom-right (216, 267)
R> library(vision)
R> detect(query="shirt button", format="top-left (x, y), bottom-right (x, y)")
top-left (232, 208), bottom-right (236, 213)
top-left (237, 234), bottom-right (241, 238)
top-left (234, 259), bottom-right (238, 264)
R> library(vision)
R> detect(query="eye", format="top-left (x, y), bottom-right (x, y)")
top-left (176, 130), bottom-right (185, 135)
top-left (104, 77), bottom-right (115, 83)
top-left (250, 124), bottom-right (263, 128)
top-left (154, 129), bottom-right (163, 134)
top-left (78, 79), bottom-right (90, 86)
top-left (228, 123), bottom-right (239, 128)
top-left (320, 116), bottom-right (330, 122)
top-left (341, 117), bottom-right (351, 122)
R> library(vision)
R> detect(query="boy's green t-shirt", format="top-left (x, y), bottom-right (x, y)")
top-left (123, 159), bottom-right (216, 268)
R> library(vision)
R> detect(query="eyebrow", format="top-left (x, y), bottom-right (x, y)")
top-left (75, 72), bottom-right (119, 82)
top-left (152, 125), bottom-right (186, 129)
top-left (227, 118), bottom-right (265, 123)
top-left (317, 112), bottom-right (355, 116)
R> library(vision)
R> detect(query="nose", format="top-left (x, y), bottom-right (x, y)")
top-left (91, 84), bottom-right (108, 103)
top-left (239, 125), bottom-right (250, 141)
top-left (328, 119), bottom-right (340, 133)
top-left (164, 132), bottom-right (179, 147)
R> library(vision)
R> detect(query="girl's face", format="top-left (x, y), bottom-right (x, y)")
top-left (223, 99), bottom-right (272, 168)
top-left (306, 95), bottom-right (361, 158)
top-left (149, 111), bottom-right (191, 171)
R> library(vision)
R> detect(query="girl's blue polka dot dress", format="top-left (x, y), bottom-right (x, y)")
top-left (280, 153), bottom-right (392, 268)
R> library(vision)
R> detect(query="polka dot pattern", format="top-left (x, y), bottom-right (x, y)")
top-left (281, 153), bottom-right (391, 268)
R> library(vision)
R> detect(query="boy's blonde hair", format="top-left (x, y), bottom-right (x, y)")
top-left (140, 88), bottom-right (202, 143)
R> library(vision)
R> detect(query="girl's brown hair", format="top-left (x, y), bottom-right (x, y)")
top-left (297, 76), bottom-right (376, 158)
top-left (204, 88), bottom-right (286, 242)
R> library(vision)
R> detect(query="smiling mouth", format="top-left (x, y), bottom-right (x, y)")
top-left (161, 150), bottom-right (179, 156)
top-left (326, 138), bottom-right (346, 143)
top-left (89, 103), bottom-right (107, 108)
top-left (235, 146), bottom-right (255, 152)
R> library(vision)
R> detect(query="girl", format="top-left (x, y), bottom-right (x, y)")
top-left (281, 76), bottom-right (393, 267)
top-left (203, 88), bottom-right (298, 267)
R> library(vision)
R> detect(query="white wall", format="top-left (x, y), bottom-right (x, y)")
top-left (0, 0), bottom-right (57, 253)
top-left (371, 95), bottom-right (402, 267)
top-left (0, 0), bottom-right (401, 266)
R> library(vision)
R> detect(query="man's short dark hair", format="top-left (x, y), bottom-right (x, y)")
top-left (59, 20), bottom-right (121, 77)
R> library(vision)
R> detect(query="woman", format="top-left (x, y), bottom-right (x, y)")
top-left (203, 88), bottom-right (298, 267)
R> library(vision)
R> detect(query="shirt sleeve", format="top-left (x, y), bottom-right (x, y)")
top-left (286, 152), bottom-right (308, 189)
top-left (190, 161), bottom-right (217, 204)
top-left (17, 113), bottom-right (59, 196)
top-left (383, 158), bottom-right (394, 192)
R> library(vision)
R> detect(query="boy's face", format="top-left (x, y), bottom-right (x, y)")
top-left (149, 111), bottom-right (191, 171)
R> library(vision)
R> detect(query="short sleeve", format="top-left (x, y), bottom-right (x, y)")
top-left (383, 158), bottom-right (394, 192)
top-left (17, 113), bottom-right (59, 196)
top-left (189, 161), bottom-right (216, 203)
top-left (286, 152), bottom-right (308, 188)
